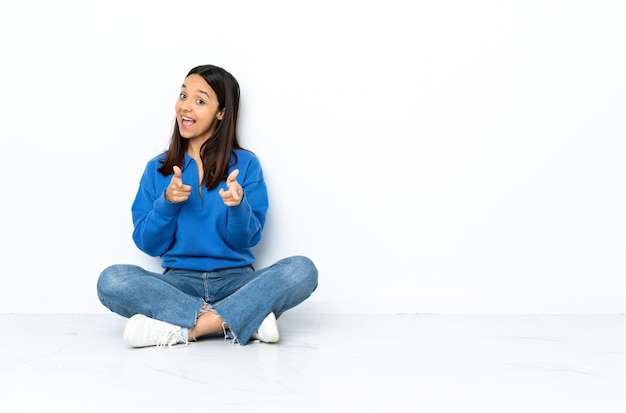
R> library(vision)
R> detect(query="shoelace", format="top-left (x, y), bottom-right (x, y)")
top-left (155, 330), bottom-right (188, 349)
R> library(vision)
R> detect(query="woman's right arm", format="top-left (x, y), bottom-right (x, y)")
top-left (131, 162), bottom-right (181, 257)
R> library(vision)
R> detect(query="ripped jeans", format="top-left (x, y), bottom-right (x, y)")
top-left (96, 255), bottom-right (318, 345)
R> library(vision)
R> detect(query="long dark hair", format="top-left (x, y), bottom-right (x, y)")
top-left (158, 64), bottom-right (242, 190)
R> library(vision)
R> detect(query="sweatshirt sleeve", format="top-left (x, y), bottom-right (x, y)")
top-left (131, 160), bottom-right (181, 257)
top-left (222, 154), bottom-right (268, 250)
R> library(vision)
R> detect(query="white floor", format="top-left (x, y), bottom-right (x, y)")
top-left (2, 312), bottom-right (626, 413)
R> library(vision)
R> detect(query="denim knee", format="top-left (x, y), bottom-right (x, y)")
top-left (96, 265), bottom-right (116, 305)
top-left (96, 264), bottom-right (136, 306)
top-left (290, 255), bottom-right (319, 294)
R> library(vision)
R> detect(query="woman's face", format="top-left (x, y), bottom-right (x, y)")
top-left (175, 74), bottom-right (224, 143)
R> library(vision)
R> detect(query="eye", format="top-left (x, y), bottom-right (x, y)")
top-left (196, 99), bottom-right (205, 105)
top-left (179, 93), bottom-right (186, 99)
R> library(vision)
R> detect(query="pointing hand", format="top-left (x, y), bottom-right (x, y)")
top-left (218, 169), bottom-right (244, 206)
top-left (165, 165), bottom-right (192, 203)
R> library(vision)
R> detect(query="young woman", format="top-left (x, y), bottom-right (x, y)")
top-left (97, 64), bottom-right (318, 348)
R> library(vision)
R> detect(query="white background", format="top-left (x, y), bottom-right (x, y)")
top-left (0, 0), bottom-right (624, 314)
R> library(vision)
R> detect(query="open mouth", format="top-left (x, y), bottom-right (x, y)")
top-left (181, 115), bottom-right (195, 129)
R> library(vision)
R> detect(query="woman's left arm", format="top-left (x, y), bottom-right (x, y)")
top-left (221, 156), bottom-right (269, 249)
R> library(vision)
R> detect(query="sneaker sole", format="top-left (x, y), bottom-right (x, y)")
top-left (123, 314), bottom-right (148, 347)
top-left (257, 312), bottom-right (280, 343)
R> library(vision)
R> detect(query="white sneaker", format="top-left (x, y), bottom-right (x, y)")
top-left (251, 312), bottom-right (280, 343)
top-left (123, 314), bottom-right (188, 348)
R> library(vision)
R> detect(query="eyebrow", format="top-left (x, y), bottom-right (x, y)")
top-left (181, 83), bottom-right (210, 98)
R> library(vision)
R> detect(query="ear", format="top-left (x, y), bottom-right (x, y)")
top-left (217, 109), bottom-right (225, 120)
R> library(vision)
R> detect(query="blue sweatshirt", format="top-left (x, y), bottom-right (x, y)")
top-left (131, 149), bottom-right (268, 272)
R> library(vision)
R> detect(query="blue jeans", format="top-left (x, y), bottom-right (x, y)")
top-left (96, 255), bottom-right (318, 345)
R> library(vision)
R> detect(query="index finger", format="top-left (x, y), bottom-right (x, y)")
top-left (227, 169), bottom-right (239, 183)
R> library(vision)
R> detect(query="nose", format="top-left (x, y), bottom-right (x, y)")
top-left (179, 99), bottom-right (192, 113)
